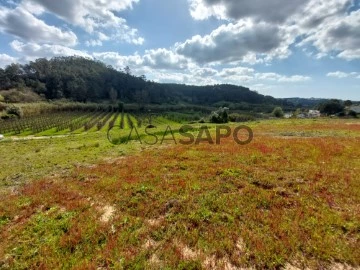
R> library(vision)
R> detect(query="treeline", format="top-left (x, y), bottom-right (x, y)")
top-left (0, 57), bottom-right (147, 102)
top-left (162, 83), bottom-right (282, 106)
top-left (0, 56), bottom-right (288, 108)
top-left (280, 98), bottom-right (328, 108)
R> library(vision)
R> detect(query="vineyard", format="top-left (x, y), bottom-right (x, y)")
top-left (0, 109), bottom-right (184, 137)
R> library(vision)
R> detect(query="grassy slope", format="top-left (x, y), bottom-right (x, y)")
top-left (0, 119), bottom-right (359, 269)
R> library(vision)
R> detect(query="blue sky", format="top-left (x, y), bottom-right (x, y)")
top-left (0, 0), bottom-right (359, 100)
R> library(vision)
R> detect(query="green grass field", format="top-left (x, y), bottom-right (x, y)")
top-left (0, 113), bottom-right (186, 189)
top-left (0, 118), bottom-right (359, 269)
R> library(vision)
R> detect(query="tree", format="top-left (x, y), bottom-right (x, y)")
top-left (0, 56), bottom-right (291, 109)
top-left (124, 66), bottom-right (131, 76)
top-left (66, 77), bottom-right (86, 101)
top-left (344, 100), bottom-right (353, 107)
top-left (29, 58), bottom-right (50, 80)
top-left (210, 107), bottom-right (229, 123)
top-left (5, 64), bottom-right (22, 81)
top-left (348, 110), bottom-right (358, 118)
top-left (109, 87), bottom-right (118, 103)
top-left (318, 100), bottom-right (344, 115)
top-left (4, 64), bottom-right (24, 88)
top-left (140, 75), bottom-right (146, 82)
top-left (118, 102), bottom-right (124, 112)
top-left (134, 89), bottom-right (149, 110)
top-left (293, 108), bottom-right (301, 118)
top-left (272, 107), bottom-right (284, 118)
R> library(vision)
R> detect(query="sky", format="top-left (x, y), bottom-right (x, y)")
top-left (0, 0), bottom-right (359, 100)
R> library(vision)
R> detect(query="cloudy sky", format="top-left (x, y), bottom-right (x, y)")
top-left (0, 0), bottom-right (359, 99)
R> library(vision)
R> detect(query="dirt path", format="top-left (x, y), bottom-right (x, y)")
top-left (1, 134), bottom-right (86, 142)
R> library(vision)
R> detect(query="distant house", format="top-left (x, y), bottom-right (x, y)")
top-left (349, 105), bottom-right (360, 114)
top-left (0, 134), bottom-right (4, 140)
top-left (284, 113), bottom-right (293, 119)
top-left (308, 110), bottom-right (321, 118)
top-left (297, 113), bottom-right (306, 119)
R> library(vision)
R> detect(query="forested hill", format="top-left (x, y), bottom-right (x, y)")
top-left (0, 56), bottom-right (285, 107)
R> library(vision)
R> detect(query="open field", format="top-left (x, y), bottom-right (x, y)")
top-left (0, 119), bottom-right (359, 269)
top-left (0, 112), bottom-right (183, 188)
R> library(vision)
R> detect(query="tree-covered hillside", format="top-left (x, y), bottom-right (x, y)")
top-left (0, 56), bottom-right (287, 107)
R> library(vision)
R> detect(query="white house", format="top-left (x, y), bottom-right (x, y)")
top-left (308, 110), bottom-right (321, 118)
top-left (0, 134), bottom-right (4, 140)
top-left (297, 113), bottom-right (307, 119)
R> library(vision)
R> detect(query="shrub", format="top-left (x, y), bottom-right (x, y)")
top-left (229, 113), bottom-right (240, 122)
top-left (165, 112), bottom-right (201, 123)
top-left (0, 94), bottom-right (4, 102)
top-left (272, 107), bottom-right (284, 118)
top-left (6, 105), bottom-right (24, 118)
top-left (348, 110), bottom-right (358, 118)
top-left (1, 114), bottom-right (17, 120)
top-left (210, 107), bottom-right (229, 123)
top-left (0, 89), bottom-right (42, 103)
top-left (229, 113), bottom-right (255, 122)
top-left (0, 102), bottom-right (7, 112)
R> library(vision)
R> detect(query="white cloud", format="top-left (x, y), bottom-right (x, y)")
top-left (287, 0), bottom-right (358, 60)
top-left (94, 49), bottom-right (193, 72)
top-left (142, 49), bottom-right (192, 70)
top-left (92, 50), bottom-right (311, 86)
top-left (192, 67), bottom-right (218, 77)
top-left (300, 9), bottom-right (360, 61)
top-left (189, 0), bottom-right (352, 27)
top-left (254, 73), bottom-right (311, 82)
top-left (0, 53), bottom-right (17, 67)
top-left (23, 0), bottom-right (144, 45)
top-left (277, 75), bottom-right (312, 83)
top-left (147, 69), bottom-right (220, 85)
top-left (218, 67), bottom-right (254, 81)
top-left (10, 40), bottom-right (91, 61)
top-left (217, 67), bottom-right (311, 84)
top-left (93, 51), bottom-right (143, 72)
top-left (327, 71), bottom-right (349, 78)
top-left (295, 0), bottom-right (351, 29)
top-left (188, 0), bottom-right (226, 20)
top-left (4, 37), bottom-right (314, 89)
top-left (85, 32), bottom-right (112, 47)
top-left (327, 71), bottom-right (359, 78)
top-left (188, 0), bottom-right (358, 61)
top-left (85, 40), bottom-right (103, 47)
top-left (25, 0), bottom-right (137, 29)
top-left (98, 32), bottom-right (110, 41)
top-left (0, 6), bottom-right (77, 46)
top-left (188, 0), bottom-right (309, 22)
top-left (176, 20), bottom-right (295, 64)
top-left (338, 49), bottom-right (360, 60)
top-left (111, 27), bottom-right (144, 45)
top-left (248, 83), bottom-right (273, 92)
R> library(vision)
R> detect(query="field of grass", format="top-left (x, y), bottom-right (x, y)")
top-left (0, 118), bottom-right (359, 269)
top-left (0, 112), bottom-right (185, 189)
